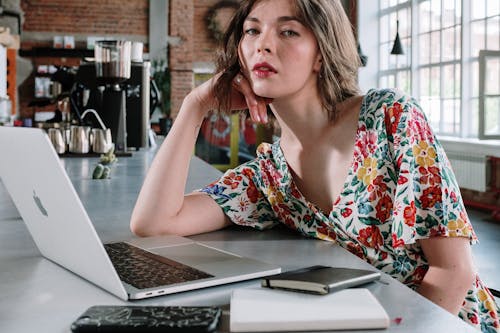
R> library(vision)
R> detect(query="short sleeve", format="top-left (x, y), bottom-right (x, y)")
top-left (386, 92), bottom-right (477, 249)
top-left (198, 160), bottom-right (279, 230)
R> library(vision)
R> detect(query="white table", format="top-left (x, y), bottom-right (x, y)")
top-left (0, 145), bottom-right (473, 332)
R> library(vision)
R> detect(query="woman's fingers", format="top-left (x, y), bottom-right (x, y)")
top-left (233, 74), bottom-right (272, 124)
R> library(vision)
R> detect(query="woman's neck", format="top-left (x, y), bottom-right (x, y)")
top-left (271, 93), bottom-right (362, 149)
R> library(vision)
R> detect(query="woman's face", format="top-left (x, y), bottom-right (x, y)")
top-left (238, 0), bottom-right (322, 99)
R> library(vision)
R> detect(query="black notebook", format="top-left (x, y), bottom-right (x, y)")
top-left (261, 265), bottom-right (381, 295)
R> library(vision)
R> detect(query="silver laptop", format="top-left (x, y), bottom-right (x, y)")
top-left (0, 127), bottom-right (281, 300)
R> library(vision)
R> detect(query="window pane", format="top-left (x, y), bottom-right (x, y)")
top-left (442, 0), bottom-right (456, 28)
top-left (380, 42), bottom-right (390, 69)
top-left (381, 14), bottom-right (390, 44)
top-left (430, 31), bottom-right (441, 63)
top-left (442, 27), bottom-right (456, 61)
top-left (419, 1), bottom-right (431, 33)
top-left (471, 20), bottom-right (486, 58)
top-left (488, 0), bottom-right (499, 16)
top-left (454, 66), bottom-right (461, 97)
top-left (430, 0), bottom-right (442, 31)
top-left (472, 61), bottom-right (479, 97)
top-left (397, 70), bottom-right (411, 93)
top-left (419, 33), bottom-right (431, 64)
top-left (471, 97), bottom-right (479, 136)
top-left (399, 8), bottom-right (410, 37)
top-left (471, 1), bottom-right (486, 20)
top-left (430, 66), bottom-right (440, 97)
top-left (420, 67), bottom-right (430, 97)
top-left (485, 57), bottom-right (499, 95)
top-left (380, 0), bottom-right (390, 9)
top-left (443, 98), bottom-right (459, 134)
top-left (484, 97), bottom-right (500, 135)
top-left (429, 98), bottom-right (442, 129)
top-left (486, 17), bottom-right (500, 50)
top-left (443, 64), bottom-right (457, 98)
top-left (398, 37), bottom-right (410, 68)
top-left (455, 25), bottom-right (461, 59)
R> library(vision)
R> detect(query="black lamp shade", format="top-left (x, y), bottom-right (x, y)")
top-left (391, 20), bottom-right (404, 55)
top-left (358, 44), bottom-right (368, 67)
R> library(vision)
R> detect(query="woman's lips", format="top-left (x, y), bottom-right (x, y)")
top-left (252, 62), bottom-right (277, 79)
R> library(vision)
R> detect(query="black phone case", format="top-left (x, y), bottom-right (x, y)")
top-left (70, 305), bottom-right (222, 333)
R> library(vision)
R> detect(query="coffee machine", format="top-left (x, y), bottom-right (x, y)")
top-left (71, 41), bottom-right (150, 151)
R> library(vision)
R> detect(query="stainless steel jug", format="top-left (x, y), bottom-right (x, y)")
top-left (48, 128), bottom-right (66, 154)
top-left (80, 109), bottom-right (113, 154)
top-left (69, 126), bottom-right (91, 154)
top-left (91, 128), bottom-right (113, 154)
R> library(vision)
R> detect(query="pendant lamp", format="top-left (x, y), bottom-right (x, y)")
top-left (358, 44), bottom-right (368, 67)
top-left (390, 20), bottom-right (404, 55)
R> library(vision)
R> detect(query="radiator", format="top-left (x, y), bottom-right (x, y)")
top-left (446, 152), bottom-right (490, 192)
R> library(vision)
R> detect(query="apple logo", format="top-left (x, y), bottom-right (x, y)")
top-left (33, 190), bottom-right (48, 217)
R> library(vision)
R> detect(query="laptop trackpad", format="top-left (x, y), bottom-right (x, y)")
top-left (150, 243), bottom-right (241, 272)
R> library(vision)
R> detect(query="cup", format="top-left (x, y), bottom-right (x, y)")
top-left (48, 128), bottom-right (66, 154)
top-left (91, 128), bottom-right (113, 153)
top-left (69, 126), bottom-right (91, 154)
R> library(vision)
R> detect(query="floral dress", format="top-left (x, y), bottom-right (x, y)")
top-left (200, 88), bottom-right (500, 332)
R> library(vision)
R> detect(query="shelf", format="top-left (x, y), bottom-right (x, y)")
top-left (19, 47), bottom-right (94, 58)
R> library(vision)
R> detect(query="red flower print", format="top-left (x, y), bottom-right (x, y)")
top-left (367, 175), bottom-right (388, 201)
top-left (241, 167), bottom-right (255, 179)
top-left (450, 191), bottom-right (457, 203)
top-left (410, 107), bottom-right (433, 141)
top-left (420, 185), bottom-right (442, 209)
top-left (397, 175), bottom-right (408, 185)
top-left (290, 184), bottom-right (301, 199)
top-left (391, 233), bottom-right (405, 248)
top-left (358, 129), bottom-right (378, 158)
top-left (341, 208), bottom-right (353, 218)
top-left (357, 226), bottom-right (384, 249)
top-left (429, 224), bottom-right (447, 237)
top-left (419, 166), bottom-right (441, 186)
top-left (375, 194), bottom-right (393, 223)
top-left (223, 172), bottom-right (243, 189)
top-left (469, 314), bottom-right (478, 325)
top-left (246, 181), bottom-right (259, 203)
top-left (346, 242), bottom-right (365, 259)
top-left (403, 201), bottom-right (416, 227)
top-left (384, 102), bottom-right (404, 136)
top-left (260, 159), bottom-right (283, 183)
top-left (317, 222), bottom-right (337, 241)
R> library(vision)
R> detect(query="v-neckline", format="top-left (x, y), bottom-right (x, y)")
top-left (273, 91), bottom-right (371, 218)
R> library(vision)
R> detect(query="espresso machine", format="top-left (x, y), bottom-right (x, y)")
top-left (71, 41), bottom-right (151, 151)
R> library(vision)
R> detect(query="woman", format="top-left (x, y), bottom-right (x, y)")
top-left (131, 0), bottom-right (499, 330)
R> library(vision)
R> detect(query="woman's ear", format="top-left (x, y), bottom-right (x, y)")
top-left (313, 54), bottom-right (322, 72)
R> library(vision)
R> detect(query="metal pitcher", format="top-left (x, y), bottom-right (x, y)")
top-left (69, 125), bottom-right (91, 154)
top-left (48, 128), bottom-right (66, 154)
top-left (80, 109), bottom-right (113, 154)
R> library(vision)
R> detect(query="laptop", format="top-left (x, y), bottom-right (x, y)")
top-left (0, 127), bottom-right (281, 300)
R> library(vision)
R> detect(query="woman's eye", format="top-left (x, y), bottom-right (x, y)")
top-left (282, 30), bottom-right (298, 37)
top-left (244, 28), bottom-right (259, 35)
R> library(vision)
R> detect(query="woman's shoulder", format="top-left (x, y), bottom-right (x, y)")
top-left (364, 88), bottom-right (415, 109)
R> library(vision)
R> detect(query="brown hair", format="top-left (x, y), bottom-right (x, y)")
top-left (213, 0), bottom-right (361, 121)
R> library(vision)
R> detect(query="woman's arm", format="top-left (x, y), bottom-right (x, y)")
top-left (130, 74), bottom-right (270, 237)
top-left (417, 237), bottom-right (475, 315)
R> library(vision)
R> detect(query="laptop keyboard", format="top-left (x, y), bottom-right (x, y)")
top-left (104, 242), bottom-right (214, 290)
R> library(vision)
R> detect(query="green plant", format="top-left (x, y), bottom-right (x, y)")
top-left (152, 59), bottom-right (171, 118)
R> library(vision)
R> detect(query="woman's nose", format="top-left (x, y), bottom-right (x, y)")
top-left (257, 31), bottom-right (273, 53)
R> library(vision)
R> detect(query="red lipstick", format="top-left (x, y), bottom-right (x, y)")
top-left (252, 62), bottom-right (277, 78)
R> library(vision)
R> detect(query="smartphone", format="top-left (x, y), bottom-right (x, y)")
top-left (70, 305), bottom-right (222, 333)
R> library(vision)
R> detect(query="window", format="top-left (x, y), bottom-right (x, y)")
top-left (377, 0), bottom-right (500, 139)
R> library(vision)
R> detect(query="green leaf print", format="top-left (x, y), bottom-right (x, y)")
top-left (416, 227), bottom-right (427, 236)
top-left (359, 216), bottom-right (381, 225)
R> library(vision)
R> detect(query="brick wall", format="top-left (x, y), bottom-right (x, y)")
top-left (21, 0), bottom-right (148, 42)
top-left (169, 0), bottom-right (221, 117)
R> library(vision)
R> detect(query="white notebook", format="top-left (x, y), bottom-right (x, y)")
top-left (230, 288), bottom-right (390, 332)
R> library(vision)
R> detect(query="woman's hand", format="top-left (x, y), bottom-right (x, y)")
top-left (188, 72), bottom-right (272, 124)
